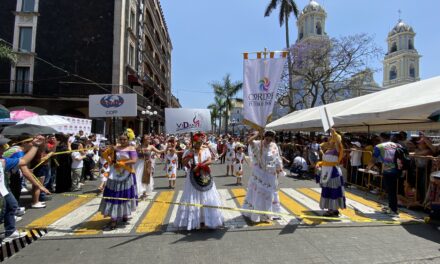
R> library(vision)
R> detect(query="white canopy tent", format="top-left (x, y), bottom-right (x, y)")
top-left (267, 76), bottom-right (440, 132)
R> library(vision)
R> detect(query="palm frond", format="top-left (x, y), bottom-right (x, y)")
top-left (264, 0), bottom-right (279, 17)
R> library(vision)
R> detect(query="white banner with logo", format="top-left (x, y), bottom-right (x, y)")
top-left (243, 57), bottom-right (286, 129)
top-left (54, 116), bottom-right (92, 135)
top-left (165, 108), bottom-right (211, 134)
top-left (89, 93), bottom-right (137, 117)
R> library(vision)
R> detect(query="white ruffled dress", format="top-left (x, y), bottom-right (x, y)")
top-left (174, 148), bottom-right (224, 230)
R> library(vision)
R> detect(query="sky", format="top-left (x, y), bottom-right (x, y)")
top-left (160, 0), bottom-right (440, 109)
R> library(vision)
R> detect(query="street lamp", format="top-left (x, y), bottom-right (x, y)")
top-left (231, 118), bottom-right (237, 136)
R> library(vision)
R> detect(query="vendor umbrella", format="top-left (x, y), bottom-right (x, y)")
top-left (0, 104), bottom-right (10, 119)
top-left (17, 115), bottom-right (70, 127)
top-left (428, 110), bottom-right (440, 122)
top-left (2, 124), bottom-right (57, 136)
top-left (10, 110), bottom-right (38, 121)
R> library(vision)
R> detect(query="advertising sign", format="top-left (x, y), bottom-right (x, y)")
top-left (165, 108), bottom-right (211, 134)
top-left (89, 94), bottom-right (137, 117)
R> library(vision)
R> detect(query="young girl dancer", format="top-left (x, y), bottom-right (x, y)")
top-left (234, 144), bottom-right (247, 186)
top-left (165, 147), bottom-right (178, 189)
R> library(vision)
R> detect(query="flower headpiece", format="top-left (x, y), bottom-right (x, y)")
top-left (192, 132), bottom-right (205, 143)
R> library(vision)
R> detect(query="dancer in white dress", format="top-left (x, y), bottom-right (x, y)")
top-left (224, 137), bottom-right (236, 176)
top-left (233, 144), bottom-right (247, 186)
top-left (174, 132), bottom-right (223, 230)
top-left (165, 148), bottom-right (178, 189)
top-left (134, 135), bottom-right (165, 198)
top-left (243, 130), bottom-right (284, 223)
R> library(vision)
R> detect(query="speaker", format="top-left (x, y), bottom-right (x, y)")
top-left (91, 119), bottom-right (105, 134)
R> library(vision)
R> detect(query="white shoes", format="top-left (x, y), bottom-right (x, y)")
top-left (31, 202), bottom-right (46, 209)
top-left (2, 230), bottom-right (27, 243)
top-left (15, 216), bottom-right (22, 222)
top-left (21, 187), bottom-right (28, 193)
top-left (15, 207), bottom-right (26, 216)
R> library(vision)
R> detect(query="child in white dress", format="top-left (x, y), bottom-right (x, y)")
top-left (165, 148), bottom-right (178, 189)
top-left (234, 145), bottom-right (247, 185)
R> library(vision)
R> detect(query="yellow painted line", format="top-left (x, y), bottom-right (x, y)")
top-left (26, 196), bottom-right (95, 230)
top-left (279, 190), bottom-right (322, 225)
top-left (74, 212), bottom-right (110, 236)
top-left (136, 191), bottom-right (174, 233)
top-left (345, 191), bottom-right (414, 220)
top-left (298, 188), bottom-right (371, 223)
top-left (229, 188), bottom-right (273, 226)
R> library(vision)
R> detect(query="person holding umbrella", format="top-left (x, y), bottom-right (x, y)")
top-left (0, 135), bottom-right (46, 242)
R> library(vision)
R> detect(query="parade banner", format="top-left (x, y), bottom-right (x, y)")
top-left (89, 93), bottom-right (137, 117)
top-left (165, 108), bottom-right (211, 134)
top-left (243, 56), bottom-right (286, 130)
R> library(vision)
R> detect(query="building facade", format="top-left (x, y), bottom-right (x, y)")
top-left (383, 19), bottom-right (420, 88)
top-left (0, 0), bottom-right (176, 136)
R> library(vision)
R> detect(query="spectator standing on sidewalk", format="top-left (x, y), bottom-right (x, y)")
top-left (1, 135), bottom-right (48, 242)
top-left (70, 142), bottom-right (86, 192)
top-left (367, 132), bottom-right (400, 216)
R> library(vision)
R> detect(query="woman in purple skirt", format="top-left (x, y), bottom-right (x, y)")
top-left (99, 133), bottom-right (138, 230)
top-left (317, 128), bottom-right (346, 217)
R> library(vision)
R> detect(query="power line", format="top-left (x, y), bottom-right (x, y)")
top-left (0, 38), bottom-right (156, 102)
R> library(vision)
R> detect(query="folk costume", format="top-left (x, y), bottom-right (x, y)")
top-left (174, 133), bottom-right (223, 230)
top-left (234, 151), bottom-right (245, 178)
top-left (99, 147), bottom-right (138, 222)
top-left (165, 153), bottom-right (178, 180)
top-left (243, 131), bottom-right (284, 222)
top-left (225, 141), bottom-right (236, 166)
top-left (316, 130), bottom-right (346, 216)
top-left (134, 147), bottom-right (154, 196)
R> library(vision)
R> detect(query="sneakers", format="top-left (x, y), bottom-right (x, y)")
top-left (21, 187), bottom-right (28, 193)
top-left (31, 202), bottom-right (46, 209)
top-left (15, 207), bottom-right (25, 216)
top-left (2, 230), bottom-right (27, 243)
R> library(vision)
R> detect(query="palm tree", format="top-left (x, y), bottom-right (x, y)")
top-left (264, 0), bottom-right (299, 109)
top-left (207, 104), bottom-right (219, 132)
top-left (210, 96), bottom-right (225, 134)
top-left (211, 74), bottom-right (242, 134)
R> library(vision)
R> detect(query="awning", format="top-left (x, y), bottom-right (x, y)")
top-left (267, 76), bottom-right (440, 132)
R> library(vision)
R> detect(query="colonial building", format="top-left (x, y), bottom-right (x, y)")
top-left (383, 19), bottom-right (421, 88)
top-left (0, 0), bottom-right (177, 135)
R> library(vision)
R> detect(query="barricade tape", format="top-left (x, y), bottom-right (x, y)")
top-left (60, 193), bottom-right (424, 225)
top-left (31, 147), bottom-right (96, 170)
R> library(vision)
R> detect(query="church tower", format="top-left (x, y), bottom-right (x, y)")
top-left (296, 0), bottom-right (327, 43)
top-left (383, 18), bottom-right (421, 88)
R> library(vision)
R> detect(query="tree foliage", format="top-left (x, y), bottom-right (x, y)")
top-left (276, 33), bottom-right (383, 111)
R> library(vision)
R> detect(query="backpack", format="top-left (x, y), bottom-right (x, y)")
top-left (394, 144), bottom-right (411, 171)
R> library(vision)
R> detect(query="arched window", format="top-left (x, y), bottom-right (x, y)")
top-left (408, 39), bottom-right (414, 50)
top-left (409, 64), bottom-right (415, 78)
top-left (389, 66), bottom-right (397, 80)
top-left (316, 22), bottom-right (322, 35)
top-left (390, 42), bottom-right (397, 53)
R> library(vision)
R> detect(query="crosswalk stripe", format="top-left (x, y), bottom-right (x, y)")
top-left (311, 188), bottom-right (392, 220)
top-left (46, 198), bottom-right (101, 237)
top-left (344, 190), bottom-right (415, 220)
top-left (218, 189), bottom-right (247, 228)
top-left (229, 188), bottom-right (273, 226)
top-left (297, 188), bottom-right (367, 223)
top-left (104, 192), bottom-right (158, 235)
top-left (278, 190), bottom-right (322, 225)
top-left (136, 191), bottom-right (175, 233)
top-left (74, 211), bottom-right (109, 236)
top-left (26, 196), bottom-right (95, 231)
top-left (166, 191), bottom-right (183, 232)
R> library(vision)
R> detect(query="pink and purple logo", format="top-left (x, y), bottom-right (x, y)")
top-left (100, 95), bottom-right (124, 108)
top-left (259, 77), bottom-right (271, 92)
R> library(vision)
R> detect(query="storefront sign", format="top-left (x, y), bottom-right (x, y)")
top-left (89, 93), bottom-right (137, 117)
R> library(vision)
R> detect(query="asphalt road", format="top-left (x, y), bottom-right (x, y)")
top-left (4, 160), bottom-right (440, 264)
